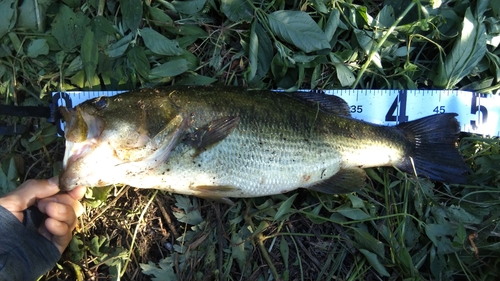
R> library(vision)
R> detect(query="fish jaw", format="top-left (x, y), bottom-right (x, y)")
top-left (60, 141), bottom-right (124, 190)
top-left (59, 106), bottom-right (107, 190)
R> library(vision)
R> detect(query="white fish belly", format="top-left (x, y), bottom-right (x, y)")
top-left (134, 129), bottom-right (344, 197)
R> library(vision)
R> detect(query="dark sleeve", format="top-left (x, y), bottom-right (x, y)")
top-left (0, 205), bottom-right (61, 281)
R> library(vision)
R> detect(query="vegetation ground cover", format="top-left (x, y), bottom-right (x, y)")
top-left (1, 0), bottom-right (500, 280)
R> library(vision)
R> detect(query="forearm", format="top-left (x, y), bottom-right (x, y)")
top-left (0, 205), bottom-right (60, 281)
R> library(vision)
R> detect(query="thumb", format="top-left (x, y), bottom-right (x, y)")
top-left (0, 177), bottom-right (61, 212)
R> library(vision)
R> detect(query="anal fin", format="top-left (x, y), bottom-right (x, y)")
top-left (192, 185), bottom-right (238, 205)
top-left (309, 168), bottom-right (367, 194)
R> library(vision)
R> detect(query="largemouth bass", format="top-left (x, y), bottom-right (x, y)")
top-left (59, 86), bottom-right (470, 198)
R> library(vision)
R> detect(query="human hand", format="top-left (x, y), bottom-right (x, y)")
top-left (0, 177), bottom-right (86, 254)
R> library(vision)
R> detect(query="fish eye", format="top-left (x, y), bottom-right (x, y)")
top-left (93, 97), bottom-right (108, 110)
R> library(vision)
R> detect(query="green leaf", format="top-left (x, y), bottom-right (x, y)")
top-left (373, 5), bottom-right (395, 28)
top-left (63, 0), bottom-right (80, 9)
top-left (353, 29), bottom-right (374, 54)
top-left (324, 9), bottom-right (340, 42)
top-left (107, 33), bottom-right (133, 58)
top-left (346, 193), bottom-right (364, 209)
top-left (354, 5), bottom-right (369, 27)
top-left (0, 168), bottom-right (14, 195)
top-left (69, 235), bottom-right (85, 261)
top-left (456, 223), bottom-right (466, 243)
top-left (251, 21), bottom-right (273, 83)
top-left (65, 55), bottom-right (83, 74)
top-left (81, 28), bottom-right (98, 88)
top-left (486, 51), bottom-right (500, 82)
top-left (120, 0), bottom-right (142, 31)
top-left (17, 0), bottom-right (50, 32)
top-left (432, 51), bottom-right (447, 87)
top-left (172, 0), bottom-right (206, 15)
top-left (359, 249), bottom-right (390, 277)
top-left (92, 16), bottom-right (117, 48)
top-left (310, 0), bottom-right (328, 14)
top-left (51, 5), bottom-right (91, 52)
top-left (176, 50), bottom-right (198, 70)
top-left (352, 227), bottom-right (385, 258)
top-left (7, 157), bottom-right (18, 182)
top-left (86, 186), bottom-right (113, 207)
top-left (335, 63), bottom-right (356, 87)
top-left (446, 205), bottom-right (482, 225)
top-left (280, 237), bottom-right (290, 268)
top-left (149, 59), bottom-right (189, 80)
top-left (0, 0), bottom-right (16, 39)
top-left (221, 0), bottom-right (253, 22)
top-left (424, 223), bottom-right (457, 254)
top-left (247, 20), bottom-right (262, 81)
top-left (147, 6), bottom-right (173, 24)
top-left (475, 0), bottom-right (489, 17)
top-left (274, 193), bottom-right (297, 221)
top-left (141, 261), bottom-right (178, 281)
top-left (435, 7), bottom-right (487, 88)
top-left (26, 39), bottom-right (49, 58)
top-left (127, 46), bottom-right (150, 78)
top-left (164, 24), bottom-right (208, 37)
top-left (8, 32), bottom-right (21, 54)
top-left (89, 235), bottom-right (108, 257)
top-left (231, 231), bottom-right (247, 271)
top-left (0, 64), bottom-right (6, 79)
top-left (398, 246), bottom-right (416, 275)
top-left (330, 53), bottom-right (355, 87)
top-left (492, 0), bottom-right (500, 18)
top-left (176, 75), bottom-right (217, 85)
top-left (336, 204), bottom-right (371, 220)
top-left (267, 10), bottom-right (330, 53)
top-left (141, 28), bottom-right (183, 56)
top-left (173, 195), bottom-right (203, 225)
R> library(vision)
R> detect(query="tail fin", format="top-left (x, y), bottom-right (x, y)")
top-left (395, 113), bottom-right (470, 184)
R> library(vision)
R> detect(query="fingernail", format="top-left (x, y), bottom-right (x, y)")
top-left (48, 176), bottom-right (59, 186)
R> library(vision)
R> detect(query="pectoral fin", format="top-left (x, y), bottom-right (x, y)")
top-left (187, 116), bottom-right (240, 155)
top-left (309, 168), bottom-right (367, 194)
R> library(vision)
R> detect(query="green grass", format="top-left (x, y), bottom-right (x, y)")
top-left (1, 0), bottom-right (500, 280)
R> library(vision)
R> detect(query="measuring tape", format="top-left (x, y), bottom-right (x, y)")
top-left (52, 89), bottom-right (500, 137)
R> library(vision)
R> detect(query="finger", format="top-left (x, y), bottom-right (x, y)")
top-left (38, 193), bottom-right (85, 217)
top-left (68, 185), bottom-right (87, 201)
top-left (44, 217), bottom-right (70, 237)
top-left (38, 223), bottom-right (52, 242)
top-left (44, 218), bottom-right (73, 254)
top-left (39, 201), bottom-right (78, 229)
top-left (0, 177), bottom-right (60, 212)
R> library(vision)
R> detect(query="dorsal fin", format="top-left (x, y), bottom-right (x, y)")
top-left (290, 90), bottom-right (351, 116)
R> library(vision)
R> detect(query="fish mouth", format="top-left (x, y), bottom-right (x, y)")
top-left (59, 106), bottom-right (105, 190)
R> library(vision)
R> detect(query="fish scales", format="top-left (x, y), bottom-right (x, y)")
top-left (155, 87), bottom-right (399, 196)
top-left (145, 87), bottom-right (347, 197)
top-left (59, 85), bottom-right (470, 198)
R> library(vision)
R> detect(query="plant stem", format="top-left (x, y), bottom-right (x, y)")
top-left (120, 189), bottom-right (158, 277)
top-left (352, 1), bottom-right (417, 88)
